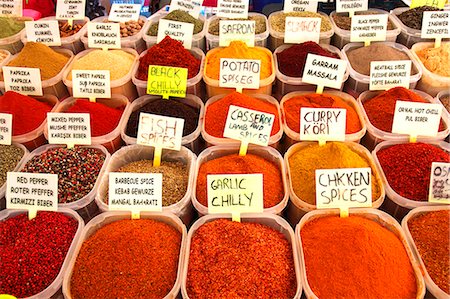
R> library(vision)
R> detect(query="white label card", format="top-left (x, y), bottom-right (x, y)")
top-left (72, 70), bottom-right (111, 99)
top-left (217, 0), bottom-right (249, 19)
top-left (421, 11), bottom-right (450, 39)
top-left (56, 0), bottom-right (86, 20)
top-left (223, 105), bottom-right (275, 146)
top-left (219, 58), bottom-right (261, 92)
top-left (108, 4), bottom-right (141, 22)
top-left (109, 173), bottom-right (163, 214)
top-left (285, 17), bottom-right (321, 44)
top-left (392, 101), bottom-right (442, 138)
top-left (0, 113), bottom-right (12, 145)
top-left (25, 21), bottom-right (62, 46)
top-left (137, 113), bottom-right (184, 151)
top-left (87, 22), bottom-right (121, 49)
top-left (370, 60), bottom-right (411, 90)
top-left (336, 0), bottom-right (368, 13)
top-left (219, 20), bottom-right (255, 47)
top-left (429, 162), bottom-right (450, 203)
top-left (2, 66), bottom-right (43, 96)
top-left (47, 112), bottom-right (91, 147)
top-left (6, 172), bottom-right (58, 218)
top-left (302, 54), bottom-right (347, 89)
top-left (350, 14), bottom-right (388, 43)
top-left (0, 0), bottom-right (22, 16)
top-left (169, 0), bottom-right (203, 18)
top-left (157, 19), bottom-right (194, 49)
top-left (300, 108), bottom-right (346, 142)
top-left (284, 0), bottom-right (318, 13)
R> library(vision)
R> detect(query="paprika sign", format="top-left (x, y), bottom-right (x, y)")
top-left (72, 70), bottom-right (111, 100)
top-left (300, 108), bottom-right (346, 144)
top-left (147, 65), bottom-right (188, 99)
top-left (219, 58), bottom-right (261, 92)
top-left (2, 66), bottom-right (43, 96)
top-left (429, 162), bottom-right (450, 204)
top-left (0, 113), bottom-right (12, 145)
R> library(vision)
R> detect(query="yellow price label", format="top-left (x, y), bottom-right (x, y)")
top-left (146, 65), bottom-right (187, 99)
top-left (410, 0), bottom-right (446, 8)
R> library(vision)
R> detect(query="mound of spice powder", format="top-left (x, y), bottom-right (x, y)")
top-left (332, 11), bottom-right (395, 30)
top-left (408, 210), bottom-right (450, 294)
top-left (0, 144), bottom-right (24, 187)
top-left (288, 142), bottom-right (382, 205)
top-left (196, 153), bottom-right (284, 208)
top-left (187, 219), bottom-right (297, 299)
top-left (398, 6), bottom-right (441, 30)
top-left (283, 93), bottom-right (362, 134)
top-left (208, 15), bottom-right (267, 35)
top-left (22, 147), bottom-right (106, 204)
top-left (148, 10), bottom-right (204, 36)
top-left (416, 43), bottom-right (450, 77)
top-left (0, 91), bottom-right (53, 136)
top-left (300, 215), bottom-right (417, 299)
top-left (363, 87), bottom-right (446, 132)
top-left (136, 36), bottom-right (201, 80)
top-left (376, 142), bottom-right (449, 201)
top-left (205, 91), bottom-right (280, 138)
top-left (276, 42), bottom-right (339, 77)
top-left (70, 219), bottom-right (181, 299)
top-left (0, 211), bottom-right (78, 298)
top-left (0, 17), bottom-right (25, 38)
top-left (126, 98), bottom-right (199, 137)
top-left (65, 100), bottom-right (124, 137)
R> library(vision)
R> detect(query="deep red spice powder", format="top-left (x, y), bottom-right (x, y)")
top-left (377, 142), bottom-right (449, 201)
top-left (66, 100), bottom-right (124, 137)
top-left (0, 91), bottom-right (53, 135)
top-left (136, 36), bottom-right (201, 80)
top-left (0, 212), bottom-right (78, 298)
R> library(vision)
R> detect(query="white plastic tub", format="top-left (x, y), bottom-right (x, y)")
top-left (0, 143), bottom-right (29, 204)
top-left (0, 17), bottom-right (32, 54)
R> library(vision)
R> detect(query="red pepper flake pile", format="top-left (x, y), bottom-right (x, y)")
top-left (136, 36), bottom-right (201, 80)
top-left (187, 219), bottom-right (297, 299)
top-left (376, 142), bottom-right (449, 201)
top-left (22, 147), bottom-right (106, 203)
top-left (0, 212), bottom-right (78, 298)
top-left (70, 219), bottom-right (181, 299)
top-left (408, 210), bottom-right (450, 294)
top-left (66, 100), bottom-right (124, 137)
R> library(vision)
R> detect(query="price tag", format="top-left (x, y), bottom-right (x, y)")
top-left (421, 11), bottom-right (450, 48)
top-left (284, 0), bottom-right (318, 13)
top-left (350, 14), bottom-right (388, 45)
top-left (316, 168), bottom-right (372, 217)
top-left (108, 4), bottom-right (141, 22)
top-left (47, 112), bottom-right (91, 148)
top-left (302, 54), bottom-right (347, 94)
top-left (429, 162), bottom-right (450, 204)
top-left (223, 105), bottom-right (275, 155)
top-left (336, 0), bottom-right (368, 16)
top-left (6, 172), bottom-right (58, 220)
top-left (136, 113), bottom-right (184, 166)
top-left (109, 172), bottom-right (163, 219)
top-left (217, 0), bottom-right (249, 19)
top-left (370, 60), bottom-right (411, 90)
top-left (157, 19), bottom-right (194, 49)
top-left (219, 20), bottom-right (255, 47)
top-left (285, 17), bottom-right (321, 44)
top-left (146, 65), bottom-right (188, 99)
top-left (207, 174), bottom-right (263, 222)
top-left (72, 70), bottom-right (111, 101)
top-left (87, 22), bottom-right (121, 50)
top-left (0, 113), bottom-right (12, 145)
top-left (56, 0), bottom-right (86, 20)
top-left (219, 58), bottom-right (261, 93)
top-left (410, 0), bottom-right (446, 9)
top-left (2, 66), bottom-right (43, 96)
top-left (300, 108), bottom-right (346, 145)
top-left (0, 0), bottom-right (22, 16)
top-left (392, 101), bottom-right (443, 141)
top-left (169, 0), bottom-right (203, 18)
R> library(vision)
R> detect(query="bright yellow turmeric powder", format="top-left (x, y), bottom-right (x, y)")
top-left (288, 142), bottom-right (382, 205)
top-left (205, 41), bottom-right (273, 80)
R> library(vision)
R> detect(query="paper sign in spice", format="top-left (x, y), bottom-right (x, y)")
top-left (25, 20), bottom-right (62, 46)
top-left (56, 0), bottom-right (86, 20)
top-left (108, 4), bottom-right (141, 22)
top-left (410, 0), bottom-right (446, 9)
top-left (302, 53), bottom-right (347, 93)
top-left (219, 20), bottom-right (255, 47)
top-left (285, 16), bottom-right (321, 44)
top-left (284, 0), bottom-right (318, 13)
top-left (2, 66), bottom-right (43, 96)
top-left (219, 58), bottom-right (261, 92)
top-left (169, 0), bottom-right (203, 18)
top-left (315, 167), bottom-right (372, 217)
top-left (300, 108), bottom-right (346, 145)
top-left (6, 172), bottom-right (58, 220)
top-left (109, 172), bottom-right (163, 219)
top-left (47, 112), bottom-right (91, 148)
top-left (421, 11), bottom-right (450, 48)
top-left (207, 173), bottom-right (263, 222)
top-left (392, 101), bottom-right (443, 141)
top-left (72, 70), bottom-right (111, 101)
top-left (157, 19), bottom-right (194, 49)
top-left (0, 113), bottom-right (12, 145)
top-left (88, 22), bottom-right (121, 50)
top-left (217, 0), bottom-right (249, 19)
top-left (335, 0), bottom-right (368, 16)
top-left (0, 0), bottom-right (22, 16)
top-left (429, 162), bottom-right (450, 204)
top-left (370, 60), bottom-right (411, 90)
top-left (146, 65), bottom-right (188, 99)
top-left (350, 14), bottom-right (388, 45)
